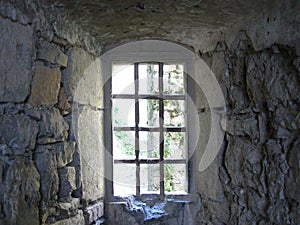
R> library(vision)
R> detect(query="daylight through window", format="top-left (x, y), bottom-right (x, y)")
top-left (112, 62), bottom-right (188, 198)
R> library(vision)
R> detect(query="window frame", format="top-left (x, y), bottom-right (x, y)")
top-left (102, 40), bottom-right (197, 201)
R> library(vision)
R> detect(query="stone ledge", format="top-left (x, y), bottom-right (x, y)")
top-left (84, 201), bottom-right (104, 224)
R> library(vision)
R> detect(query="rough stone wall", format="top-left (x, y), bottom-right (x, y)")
top-left (196, 31), bottom-right (300, 225)
top-left (0, 0), bottom-right (103, 224)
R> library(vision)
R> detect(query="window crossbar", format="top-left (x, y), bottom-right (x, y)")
top-left (112, 94), bottom-right (185, 100)
top-left (113, 126), bottom-right (186, 132)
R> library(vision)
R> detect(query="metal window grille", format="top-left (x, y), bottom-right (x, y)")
top-left (112, 62), bottom-right (187, 198)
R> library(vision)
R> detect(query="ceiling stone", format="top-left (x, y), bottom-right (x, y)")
top-left (47, 0), bottom-right (278, 51)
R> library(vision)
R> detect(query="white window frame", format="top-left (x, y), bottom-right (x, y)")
top-left (101, 40), bottom-right (197, 201)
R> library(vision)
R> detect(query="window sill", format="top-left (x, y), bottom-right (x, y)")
top-left (105, 194), bottom-right (200, 224)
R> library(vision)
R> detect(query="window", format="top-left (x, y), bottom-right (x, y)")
top-left (102, 40), bottom-right (197, 200)
top-left (112, 63), bottom-right (187, 198)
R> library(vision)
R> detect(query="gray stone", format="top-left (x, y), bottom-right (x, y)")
top-left (0, 113), bottom-right (38, 152)
top-left (75, 106), bottom-right (104, 201)
top-left (29, 62), bottom-right (61, 107)
top-left (1, 158), bottom-right (40, 225)
top-left (37, 41), bottom-right (68, 67)
top-left (56, 142), bottom-right (75, 168)
top-left (225, 137), bottom-right (263, 189)
top-left (63, 47), bottom-right (90, 98)
top-left (0, 18), bottom-right (33, 102)
top-left (85, 201), bottom-right (104, 224)
top-left (34, 145), bottom-right (59, 202)
top-left (58, 88), bottom-right (71, 114)
top-left (226, 115), bottom-right (259, 141)
top-left (58, 167), bottom-right (76, 200)
top-left (285, 139), bottom-right (300, 202)
top-left (51, 210), bottom-right (85, 225)
top-left (38, 108), bottom-right (69, 144)
top-left (246, 51), bottom-right (299, 109)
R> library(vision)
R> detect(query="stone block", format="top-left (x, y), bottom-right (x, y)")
top-left (75, 107), bottom-right (104, 201)
top-left (37, 41), bottom-right (68, 67)
top-left (34, 145), bottom-right (59, 202)
top-left (63, 48), bottom-right (103, 108)
top-left (38, 108), bottom-right (69, 144)
top-left (58, 167), bottom-right (76, 200)
top-left (58, 88), bottom-right (71, 114)
top-left (56, 142), bottom-right (75, 168)
top-left (1, 158), bottom-right (40, 225)
top-left (0, 113), bottom-right (38, 152)
top-left (85, 201), bottom-right (104, 224)
top-left (285, 139), bottom-right (300, 201)
top-left (51, 210), bottom-right (85, 225)
top-left (225, 137), bottom-right (263, 188)
top-left (226, 115), bottom-right (259, 141)
top-left (0, 18), bottom-right (33, 102)
top-left (29, 62), bottom-right (61, 107)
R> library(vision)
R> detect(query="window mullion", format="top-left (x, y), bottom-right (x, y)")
top-left (134, 63), bottom-right (141, 198)
top-left (159, 62), bottom-right (165, 198)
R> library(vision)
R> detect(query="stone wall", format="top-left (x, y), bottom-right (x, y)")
top-left (0, 1), bottom-right (104, 224)
top-left (196, 31), bottom-right (300, 224)
top-left (0, 0), bottom-right (299, 225)
top-left (103, 31), bottom-right (299, 225)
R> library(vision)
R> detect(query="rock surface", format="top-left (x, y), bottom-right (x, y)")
top-left (0, 18), bottom-right (33, 102)
top-left (29, 62), bottom-right (61, 107)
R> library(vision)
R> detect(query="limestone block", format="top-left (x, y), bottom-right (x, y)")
top-left (0, 18), bottom-right (33, 102)
top-left (29, 62), bottom-right (61, 107)
top-left (58, 167), bottom-right (76, 200)
top-left (0, 113), bottom-right (38, 152)
top-left (37, 41), bottom-right (68, 67)
top-left (63, 47), bottom-right (103, 108)
top-left (76, 106), bottom-right (104, 201)
top-left (38, 108), bottom-right (69, 144)
top-left (1, 158), bottom-right (40, 225)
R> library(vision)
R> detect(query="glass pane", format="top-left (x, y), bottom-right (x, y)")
top-left (112, 64), bottom-right (134, 94)
top-left (113, 131), bottom-right (135, 159)
top-left (139, 99), bottom-right (159, 127)
top-left (164, 164), bottom-right (187, 193)
top-left (163, 64), bottom-right (184, 94)
top-left (139, 64), bottom-right (159, 94)
top-left (164, 100), bottom-right (185, 126)
top-left (114, 163), bottom-right (136, 196)
top-left (113, 99), bottom-right (135, 127)
top-left (164, 132), bottom-right (186, 159)
top-left (141, 164), bottom-right (160, 194)
top-left (139, 131), bottom-right (159, 159)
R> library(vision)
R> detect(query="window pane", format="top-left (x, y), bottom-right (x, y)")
top-left (112, 64), bottom-right (134, 94)
top-left (113, 99), bottom-right (135, 127)
top-left (164, 100), bottom-right (185, 126)
top-left (163, 64), bottom-right (184, 94)
top-left (114, 164), bottom-right (136, 196)
top-left (140, 164), bottom-right (160, 194)
top-left (113, 131), bottom-right (135, 159)
top-left (164, 164), bottom-right (187, 193)
top-left (164, 132), bottom-right (186, 159)
top-left (139, 64), bottom-right (159, 94)
top-left (139, 131), bottom-right (159, 159)
top-left (139, 99), bottom-right (159, 127)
